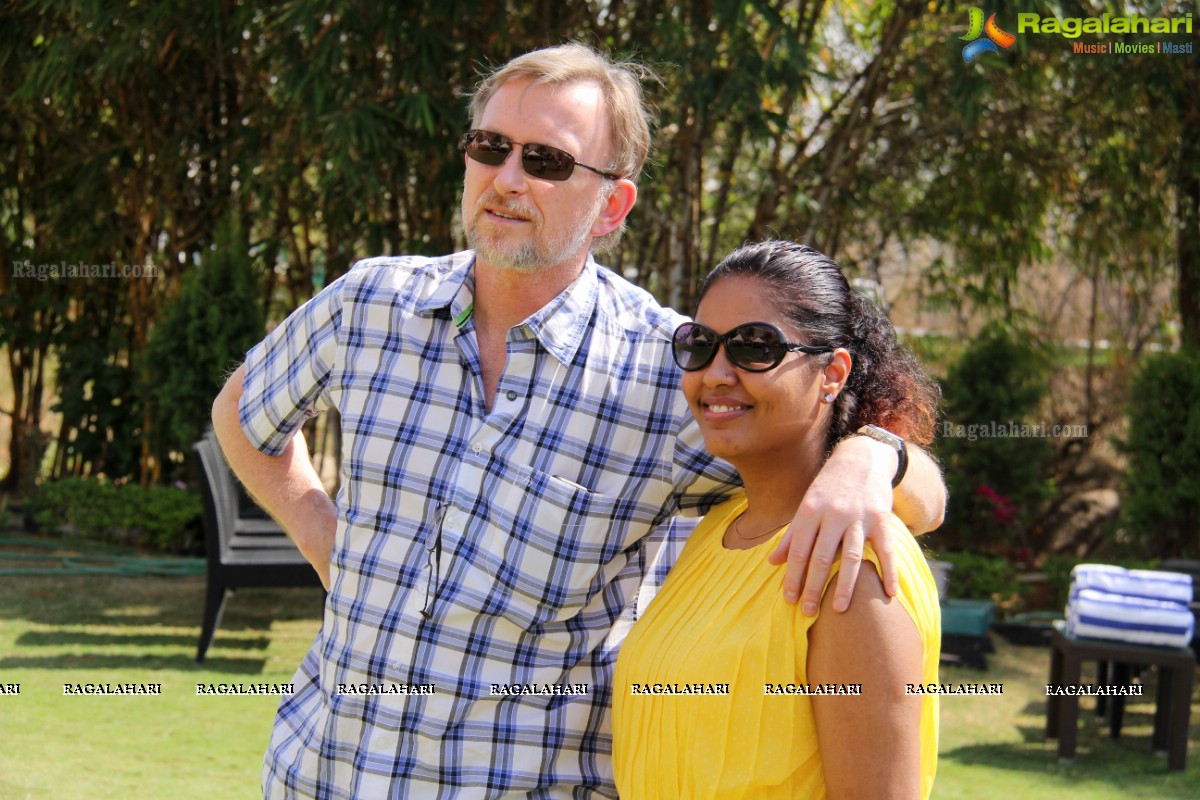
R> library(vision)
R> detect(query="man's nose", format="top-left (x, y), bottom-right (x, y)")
top-left (492, 146), bottom-right (529, 194)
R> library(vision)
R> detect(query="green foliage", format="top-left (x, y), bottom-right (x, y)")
top-left (26, 476), bottom-right (202, 553)
top-left (1116, 348), bottom-right (1200, 558)
top-left (52, 313), bottom-right (143, 480)
top-left (937, 324), bottom-right (1057, 554)
top-left (0, 264), bottom-right (70, 491)
top-left (936, 551), bottom-right (1022, 602)
top-left (144, 217), bottom-right (265, 472)
top-left (1040, 555), bottom-right (1080, 611)
top-left (1, 1), bottom-right (1194, 493)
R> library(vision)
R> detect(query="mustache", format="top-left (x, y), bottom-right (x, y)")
top-left (474, 190), bottom-right (542, 226)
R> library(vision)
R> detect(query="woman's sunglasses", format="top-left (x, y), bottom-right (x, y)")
top-left (672, 321), bottom-right (832, 372)
top-left (460, 129), bottom-right (621, 182)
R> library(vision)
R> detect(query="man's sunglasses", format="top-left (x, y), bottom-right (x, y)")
top-left (671, 321), bottom-right (833, 373)
top-left (460, 129), bottom-right (621, 182)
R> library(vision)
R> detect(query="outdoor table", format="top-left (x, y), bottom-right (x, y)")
top-left (1044, 628), bottom-right (1195, 771)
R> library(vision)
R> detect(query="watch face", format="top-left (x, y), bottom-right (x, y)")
top-left (859, 424), bottom-right (903, 450)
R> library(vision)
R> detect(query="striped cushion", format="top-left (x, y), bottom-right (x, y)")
top-left (1066, 587), bottom-right (1195, 648)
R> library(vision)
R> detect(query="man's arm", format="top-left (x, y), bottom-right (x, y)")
top-left (889, 440), bottom-right (945, 534)
top-left (212, 364), bottom-right (337, 589)
top-left (770, 436), bottom-right (945, 614)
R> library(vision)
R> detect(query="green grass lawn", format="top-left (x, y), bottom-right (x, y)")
top-left (1, 550), bottom-right (1197, 798)
top-left (0, 567), bottom-right (324, 800)
top-left (935, 639), bottom-right (1199, 799)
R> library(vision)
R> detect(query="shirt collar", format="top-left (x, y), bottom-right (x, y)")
top-left (521, 257), bottom-right (598, 367)
top-left (414, 251), bottom-right (475, 323)
top-left (416, 251), bottom-right (599, 367)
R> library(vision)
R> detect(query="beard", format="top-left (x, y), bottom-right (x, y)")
top-left (464, 188), bottom-right (608, 274)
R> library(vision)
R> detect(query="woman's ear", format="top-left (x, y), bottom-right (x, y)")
top-left (821, 349), bottom-right (853, 400)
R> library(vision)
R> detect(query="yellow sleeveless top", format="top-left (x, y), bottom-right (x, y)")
top-left (612, 496), bottom-right (940, 799)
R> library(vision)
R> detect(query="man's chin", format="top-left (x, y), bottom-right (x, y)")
top-left (471, 241), bottom-right (549, 274)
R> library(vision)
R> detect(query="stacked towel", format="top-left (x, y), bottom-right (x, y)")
top-left (1066, 565), bottom-right (1195, 648)
top-left (1070, 564), bottom-right (1193, 604)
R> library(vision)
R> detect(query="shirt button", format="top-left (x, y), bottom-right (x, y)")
top-left (471, 443), bottom-right (483, 454)
top-left (506, 390), bottom-right (518, 401)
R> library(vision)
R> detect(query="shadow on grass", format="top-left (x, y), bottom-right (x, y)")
top-left (0, 574), bottom-right (324, 630)
top-left (0, 572), bottom-right (323, 677)
top-left (0, 653), bottom-right (269, 673)
top-left (15, 630), bottom-right (271, 650)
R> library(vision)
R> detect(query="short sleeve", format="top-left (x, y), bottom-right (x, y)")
top-left (238, 274), bottom-right (344, 455)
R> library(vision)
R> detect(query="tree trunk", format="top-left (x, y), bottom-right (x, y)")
top-left (1177, 26), bottom-right (1200, 348)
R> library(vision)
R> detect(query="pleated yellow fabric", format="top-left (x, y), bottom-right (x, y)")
top-left (612, 495), bottom-right (940, 799)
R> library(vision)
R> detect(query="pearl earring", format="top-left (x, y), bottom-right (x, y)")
top-left (823, 393), bottom-right (835, 403)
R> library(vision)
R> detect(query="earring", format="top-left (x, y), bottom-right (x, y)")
top-left (823, 393), bottom-right (835, 403)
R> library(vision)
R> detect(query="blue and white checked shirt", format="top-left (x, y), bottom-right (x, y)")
top-left (240, 251), bottom-right (739, 798)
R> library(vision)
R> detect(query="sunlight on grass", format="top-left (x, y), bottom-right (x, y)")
top-left (101, 604), bottom-right (166, 618)
top-left (0, 568), bottom-right (1196, 797)
top-left (0, 572), bottom-right (323, 799)
top-left (934, 636), bottom-right (1198, 798)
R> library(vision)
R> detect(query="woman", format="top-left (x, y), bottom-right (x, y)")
top-left (612, 241), bottom-right (942, 799)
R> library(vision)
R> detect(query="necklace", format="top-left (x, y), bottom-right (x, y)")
top-left (732, 512), bottom-right (791, 541)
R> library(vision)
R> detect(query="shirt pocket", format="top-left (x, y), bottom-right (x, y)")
top-left (462, 465), bottom-right (632, 630)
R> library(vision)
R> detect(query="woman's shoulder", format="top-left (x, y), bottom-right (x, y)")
top-left (861, 515), bottom-right (942, 627)
top-left (804, 515), bottom-right (940, 635)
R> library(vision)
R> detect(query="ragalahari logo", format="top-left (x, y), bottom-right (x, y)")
top-left (961, 8), bottom-right (1016, 62)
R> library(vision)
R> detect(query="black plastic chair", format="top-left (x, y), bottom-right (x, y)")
top-left (192, 428), bottom-right (324, 662)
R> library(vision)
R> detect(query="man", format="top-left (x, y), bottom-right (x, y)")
top-left (212, 44), bottom-right (945, 798)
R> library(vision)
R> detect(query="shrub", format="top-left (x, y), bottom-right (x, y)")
top-left (27, 476), bottom-right (203, 554)
top-left (143, 215), bottom-right (266, 478)
top-left (1115, 348), bottom-right (1200, 559)
top-left (936, 551), bottom-right (1023, 602)
top-left (936, 323), bottom-right (1057, 554)
top-left (1040, 555), bottom-right (1080, 610)
top-left (52, 323), bottom-right (143, 481)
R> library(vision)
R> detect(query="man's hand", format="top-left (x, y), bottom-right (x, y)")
top-left (769, 435), bottom-right (945, 614)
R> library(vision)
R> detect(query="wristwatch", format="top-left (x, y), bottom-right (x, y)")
top-left (855, 424), bottom-right (908, 488)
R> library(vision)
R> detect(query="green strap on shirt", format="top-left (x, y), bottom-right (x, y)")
top-left (454, 303), bottom-right (474, 328)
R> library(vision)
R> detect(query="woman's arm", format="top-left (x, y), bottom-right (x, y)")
top-left (807, 564), bottom-right (925, 800)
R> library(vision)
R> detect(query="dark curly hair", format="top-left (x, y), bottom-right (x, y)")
top-left (698, 240), bottom-right (940, 452)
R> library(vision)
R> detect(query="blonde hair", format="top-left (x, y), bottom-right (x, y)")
top-left (470, 44), bottom-right (657, 183)
top-left (469, 45), bottom-right (654, 253)
top-left (469, 43), bottom-right (653, 182)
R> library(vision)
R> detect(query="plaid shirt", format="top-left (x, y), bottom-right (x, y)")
top-left (240, 251), bottom-right (737, 798)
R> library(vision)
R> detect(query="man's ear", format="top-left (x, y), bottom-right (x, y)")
top-left (591, 179), bottom-right (638, 238)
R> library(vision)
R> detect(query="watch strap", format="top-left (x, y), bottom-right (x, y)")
top-left (855, 424), bottom-right (908, 488)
